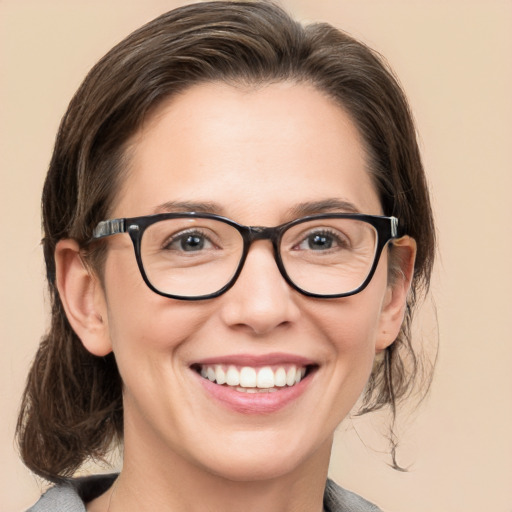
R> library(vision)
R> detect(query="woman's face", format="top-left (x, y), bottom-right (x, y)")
top-left (92, 82), bottom-right (406, 481)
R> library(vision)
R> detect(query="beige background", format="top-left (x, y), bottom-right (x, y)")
top-left (1, 1), bottom-right (511, 511)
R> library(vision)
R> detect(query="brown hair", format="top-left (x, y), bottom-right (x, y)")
top-left (17, 0), bottom-right (435, 482)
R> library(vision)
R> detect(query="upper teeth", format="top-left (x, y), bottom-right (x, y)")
top-left (200, 365), bottom-right (307, 389)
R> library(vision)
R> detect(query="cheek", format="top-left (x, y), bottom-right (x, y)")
top-left (306, 261), bottom-right (390, 370)
top-left (101, 250), bottom-right (208, 362)
top-left (316, 291), bottom-right (385, 352)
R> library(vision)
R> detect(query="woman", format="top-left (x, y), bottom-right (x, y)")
top-left (18, 2), bottom-right (435, 511)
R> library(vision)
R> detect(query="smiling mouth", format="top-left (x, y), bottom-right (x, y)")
top-left (192, 364), bottom-right (315, 393)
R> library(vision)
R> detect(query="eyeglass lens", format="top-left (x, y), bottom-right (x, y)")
top-left (139, 217), bottom-right (378, 298)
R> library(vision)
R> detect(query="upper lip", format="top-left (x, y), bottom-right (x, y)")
top-left (192, 352), bottom-right (316, 368)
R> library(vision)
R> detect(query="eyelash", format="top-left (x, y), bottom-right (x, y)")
top-left (293, 229), bottom-right (349, 251)
top-left (162, 229), bottom-right (215, 251)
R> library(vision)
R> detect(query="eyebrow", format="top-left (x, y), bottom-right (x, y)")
top-left (286, 199), bottom-right (361, 217)
top-left (152, 201), bottom-right (226, 215)
top-left (152, 198), bottom-right (360, 219)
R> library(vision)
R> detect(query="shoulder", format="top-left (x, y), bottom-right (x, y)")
top-left (25, 484), bottom-right (85, 512)
top-left (324, 479), bottom-right (382, 512)
top-left (26, 474), bottom-right (117, 512)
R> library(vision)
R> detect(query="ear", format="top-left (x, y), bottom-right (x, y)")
top-left (55, 239), bottom-right (112, 356)
top-left (375, 236), bottom-right (417, 352)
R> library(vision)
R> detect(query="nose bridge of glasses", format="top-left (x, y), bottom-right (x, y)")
top-left (236, 226), bottom-right (286, 289)
top-left (244, 226), bottom-right (281, 251)
top-left (248, 226), bottom-right (273, 240)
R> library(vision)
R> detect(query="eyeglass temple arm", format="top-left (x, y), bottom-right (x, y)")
top-left (391, 217), bottom-right (398, 238)
top-left (92, 218), bottom-right (126, 239)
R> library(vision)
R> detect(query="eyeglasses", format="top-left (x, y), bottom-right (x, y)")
top-left (91, 212), bottom-right (399, 300)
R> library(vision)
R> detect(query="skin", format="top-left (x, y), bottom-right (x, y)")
top-left (56, 82), bottom-right (416, 512)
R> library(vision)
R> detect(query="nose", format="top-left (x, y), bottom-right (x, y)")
top-left (218, 241), bottom-right (301, 336)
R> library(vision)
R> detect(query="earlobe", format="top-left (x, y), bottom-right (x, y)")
top-left (376, 236), bottom-right (417, 352)
top-left (55, 239), bottom-right (113, 356)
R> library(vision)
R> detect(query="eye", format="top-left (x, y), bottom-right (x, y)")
top-left (164, 230), bottom-right (215, 252)
top-left (295, 230), bottom-right (348, 251)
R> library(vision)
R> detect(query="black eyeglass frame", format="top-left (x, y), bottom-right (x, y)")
top-left (91, 212), bottom-right (400, 300)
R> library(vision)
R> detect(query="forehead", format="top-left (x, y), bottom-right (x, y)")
top-left (115, 81), bottom-right (381, 221)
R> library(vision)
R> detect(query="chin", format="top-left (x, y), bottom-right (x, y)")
top-left (190, 429), bottom-right (330, 483)
top-left (202, 452), bottom-right (308, 483)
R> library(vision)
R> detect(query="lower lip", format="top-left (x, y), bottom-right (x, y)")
top-left (194, 371), bottom-right (313, 414)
